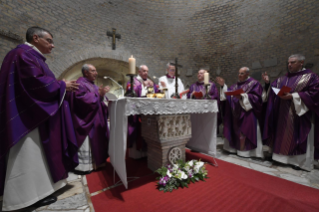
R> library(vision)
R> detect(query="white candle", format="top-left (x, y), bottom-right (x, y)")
top-left (204, 72), bottom-right (209, 84)
top-left (128, 55), bottom-right (136, 74)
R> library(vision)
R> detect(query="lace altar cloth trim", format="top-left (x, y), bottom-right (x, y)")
top-left (113, 98), bottom-right (219, 116)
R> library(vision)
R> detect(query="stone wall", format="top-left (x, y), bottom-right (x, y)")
top-left (0, 0), bottom-right (318, 86)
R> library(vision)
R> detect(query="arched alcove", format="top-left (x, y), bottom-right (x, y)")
top-left (58, 58), bottom-right (138, 98)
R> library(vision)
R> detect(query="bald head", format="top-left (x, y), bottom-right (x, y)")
top-left (138, 65), bottom-right (149, 80)
top-left (238, 67), bottom-right (249, 82)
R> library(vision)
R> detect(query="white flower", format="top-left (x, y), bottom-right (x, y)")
top-left (175, 170), bottom-right (188, 180)
top-left (187, 160), bottom-right (194, 167)
top-left (193, 161), bottom-right (205, 174)
top-left (166, 170), bottom-right (172, 177)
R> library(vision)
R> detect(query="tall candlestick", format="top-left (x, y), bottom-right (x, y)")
top-left (128, 55), bottom-right (136, 74)
top-left (204, 72), bottom-right (209, 85)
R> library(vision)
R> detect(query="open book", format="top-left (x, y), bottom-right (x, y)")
top-left (272, 86), bottom-right (291, 96)
top-left (225, 88), bottom-right (244, 96)
top-left (171, 89), bottom-right (190, 99)
top-left (192, 91), bottom-right (203, 99)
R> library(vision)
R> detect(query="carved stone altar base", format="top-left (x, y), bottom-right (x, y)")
top-left (141, 114), bottom-right (191, 171)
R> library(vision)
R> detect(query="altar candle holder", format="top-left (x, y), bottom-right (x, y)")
top-left (124, 74), bottom-right (137, 97)
top-left (203, 84), bottom-right (211, 99)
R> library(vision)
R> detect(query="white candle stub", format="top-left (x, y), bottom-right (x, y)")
top-left (204, 72), bottom-right (209, 84)
top-left (128, 55), bottom-right (136, 74)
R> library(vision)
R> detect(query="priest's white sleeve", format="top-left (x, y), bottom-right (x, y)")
top-left (292, 92), bottom-right (309, 116)
top-left (220, 84), bottom-right (228, 101)
top-left (239, 93), bottom-right (253, 111)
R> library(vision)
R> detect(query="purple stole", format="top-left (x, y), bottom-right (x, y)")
top-left (66, 77), bottom-right (109, 166)
top-left (223, 78), bottom-right (263, 151)
top-left (263, 69), bottom-right (319, 156)
top-left (0, 44), bottom-right (78, 196)
top-left (187, 81), bottom-right (219, 100)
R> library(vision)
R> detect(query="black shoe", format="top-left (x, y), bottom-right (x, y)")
top-left (33, 195), bottom-right (57, 208)
top-left (292, 165), bottom-right (302, 171)
top-left (73, 170), bottom-right (92, 175)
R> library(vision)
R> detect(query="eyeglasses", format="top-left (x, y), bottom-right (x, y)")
top-left (238, 73), bottom-right (246, 75)
top-left (40, 37), bottom-right (54, 44)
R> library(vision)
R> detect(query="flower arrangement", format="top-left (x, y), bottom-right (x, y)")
top-left (155, 159), bottom-right (209, 193)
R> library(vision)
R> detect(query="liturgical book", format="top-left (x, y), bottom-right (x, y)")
top-left (225, 88), bottom-right (244, 96)
top-left (272, 86), bottom-right (291, 97)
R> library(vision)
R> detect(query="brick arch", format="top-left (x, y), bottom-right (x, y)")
top-left (47, 46), bottom-right (135, 78)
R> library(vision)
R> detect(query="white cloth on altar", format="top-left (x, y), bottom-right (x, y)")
top-left (108, 99), bottom-right (128, 189)
top-left (158, 75), bottom-right (186, 99)
top-left (75, 136), bottom-right (94, 172)
top-left (108, 98), bottom-right (218, 189)
top-left (2, 128), bottom-right (67, 211)
top-left (220, 84), bottom-right (264, 158)
top-left (187, 113), bottom-right (217, 156)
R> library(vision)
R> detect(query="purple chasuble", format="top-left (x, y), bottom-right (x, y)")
top-left (187, 81), bottom-right (219, 100)
top-left (126, 77), bottom-right (158, 149)
top-left (263, 69), bottom-right (319, 157)
top-left (223, 77), bottom-right (263, 151)
top-left (0, 44), bottom-right (78, 196)
top-left (66, 77), bottom-right (109, 166)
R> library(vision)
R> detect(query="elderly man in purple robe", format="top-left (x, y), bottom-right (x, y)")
top-left (0, 26), bottom-right (79, 211)
top-left (216, 67), bottom-right (264, 159)
top-left (126, 65), bottom-right (158, 158)
top-left (263, 54), bottom-right (319, 171)
top-left (67, 64), bottom-right (110, 174)
top-left (187, 69), bottom-right (218, 100)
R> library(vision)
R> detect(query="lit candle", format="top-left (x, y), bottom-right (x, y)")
top-left (204, 72), bottom-right (209, 84)
top-left (128, 55), bottom-right (136, 74)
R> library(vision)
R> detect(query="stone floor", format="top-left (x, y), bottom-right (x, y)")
top-left (1, 137), bottom-right (319, 212)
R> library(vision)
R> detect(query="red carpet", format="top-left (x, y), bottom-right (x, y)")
top-left (88, 150), bottom-right (319, 212)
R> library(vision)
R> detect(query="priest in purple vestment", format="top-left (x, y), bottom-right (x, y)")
top-left (263, 54), bottom-right (319, 171)
top-left (67, 64), bottom-right (110, 173)
top-left (0, 27), bottom-right (79, 211)
top-left (187, 69), bottom-right (219, 100)
top-left (216, 67), bottom-right (264, 159)
top-left (126, 65), bottom-right (158, 158)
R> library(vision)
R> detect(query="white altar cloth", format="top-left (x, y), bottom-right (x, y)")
top-left (108, 98), bottom-right (218, 189)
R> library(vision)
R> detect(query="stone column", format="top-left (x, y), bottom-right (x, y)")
top-left (141, 114), bottom-right (192, 171)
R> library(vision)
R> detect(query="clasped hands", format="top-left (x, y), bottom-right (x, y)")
top-left (143, 79), bottom-right (154, 88)
top-left (63, 79), bottom-right (79, 92)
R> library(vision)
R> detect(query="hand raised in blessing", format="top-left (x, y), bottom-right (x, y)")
top-left (261, 72), bottom-right (270, 84)
top-left (215, 77), bottom-right (225, 86)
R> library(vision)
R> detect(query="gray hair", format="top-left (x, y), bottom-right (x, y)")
top-left (81, 64), bottom-right (93, 76)
top-left (198, 69), bottom-right (208, 73)
top-left (166, 62), bottom-right (174, 69)
top-left (289, 54), bottom-right (305, 62)
top-left (139, 65), bottom-right (148, 71)
top-left (240, 67), bottom-right (250, 73)
top-left (26, 26), bottom-right (53, 42)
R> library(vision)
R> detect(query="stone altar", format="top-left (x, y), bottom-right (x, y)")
top-left (108, 98), bottom-right (218, 189)
top-left (141, 114), bottom-right (192, 171)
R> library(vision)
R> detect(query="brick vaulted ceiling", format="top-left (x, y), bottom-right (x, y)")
top-left (0, 0), bottom-right (318, 85)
